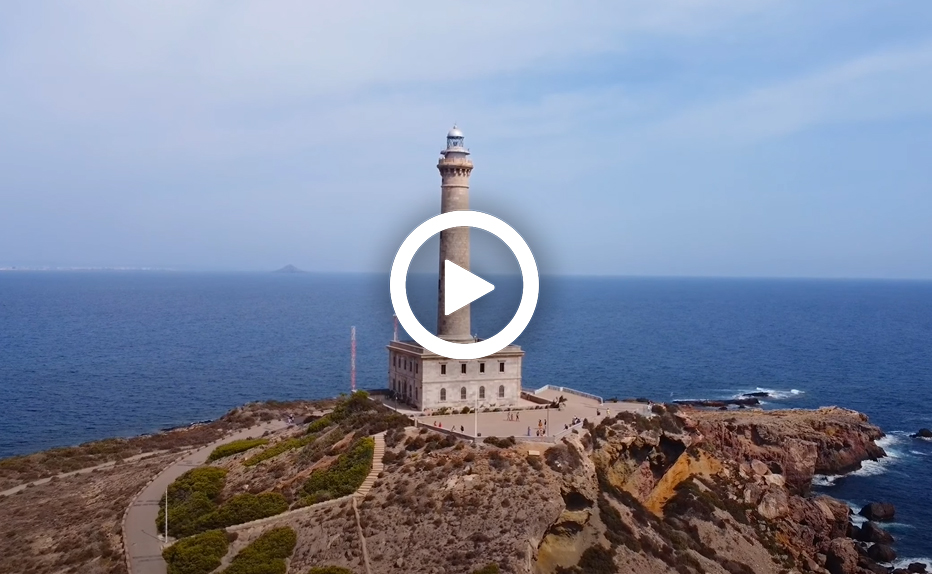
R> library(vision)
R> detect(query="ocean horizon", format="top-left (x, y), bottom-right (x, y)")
top-left (1, 271), bottom-right (930, 563)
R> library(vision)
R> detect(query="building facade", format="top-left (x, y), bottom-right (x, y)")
top-left (387, 127), bottom-right (524, 410)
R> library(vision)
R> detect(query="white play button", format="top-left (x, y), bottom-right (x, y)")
top-left (444, 260), bottom-right (494, 315)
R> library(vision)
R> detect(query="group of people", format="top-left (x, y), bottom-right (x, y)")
top-left (505, 411), bottom-right (520, 422)
top-left (430, 420), bottom-right (466, 433)
top-left (527, 418), bottom-right (548, 437)
top-left (562, 416), bottom-right (583, 430)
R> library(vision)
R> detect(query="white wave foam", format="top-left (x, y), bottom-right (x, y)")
top-left (812, 474), bottom-right (841, 487)
top-left (849, 459), bottom-right (891, 477)
top-left (843, 502), bottom-right (868, 525)
top-left (910, 450), bottom-right (929, 456)
top-left (894, 558), bottom-right (932, 570)
top-left (731, 387), bottom-right (805, 400)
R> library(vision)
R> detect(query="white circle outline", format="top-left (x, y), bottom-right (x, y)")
top-left (389, 211), bottom-right (539, 360)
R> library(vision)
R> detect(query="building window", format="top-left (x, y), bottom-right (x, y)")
top-left (415, 363), bottom-right (418, 374)
top-left (479, 386), bottom-right (485, 399)
top-left (393, 355), bottom-right (396, 367)
top-left (441, 364), bottom-right (446, 375)
top-left (479, 362), bottom-right (485, 373)
top-left (440, 388), bottom-right (446, 401)
top-left (460, 387), bottom-right (467, 400)
top-left (498, 385), bottom-right (505, 398)
top-left (499, 362), bottom-right (505, 373)
top-left (461, 364), bottom-right (467, 374)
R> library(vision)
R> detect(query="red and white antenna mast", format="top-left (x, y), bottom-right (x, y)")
top-left (350, 326), bottom-right (356, 393)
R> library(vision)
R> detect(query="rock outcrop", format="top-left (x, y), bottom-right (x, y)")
top-left (857, 521), bottom-right (894, 544)
top-left (688, 407), bottom-right (885, 493)
top-left (859, 501), bottom-right (896, 522)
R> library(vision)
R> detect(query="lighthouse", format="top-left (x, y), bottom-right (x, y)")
top-left (386, 127), bottom-right (524, 411)
top-left (436, 126), bottom-right (473, 341)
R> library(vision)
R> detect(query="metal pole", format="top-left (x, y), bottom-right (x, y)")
top-left (350, 326), bottom-right (356, 393)
top-left (475, 392), bottom-right (479, 438)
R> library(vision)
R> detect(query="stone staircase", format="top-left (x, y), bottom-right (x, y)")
top-left (355, 431), bottom-right (385, 498)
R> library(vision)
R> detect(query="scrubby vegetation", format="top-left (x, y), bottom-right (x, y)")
top-left (307, 568), bottom-right (354, 574)
top-left (158, 467), bottom-right (288, 537)
top-left (471, 564), bottom-right (501, 574)
top-left (158, 467), bottom-right (228, 537)
top-left (162, 529), bottom-right (230, 574)
top-left (222, 526), bottom-right (297, 574)
top-left (298, 437), bottom-right (374, 505)
top-left (211, 492), bottom-right (289, 528)
top-left (244, 435), bottom-right (317, 466)
top-left (0, 400), bottom-right (323, 490)
top-left (209, 438), bottom-right (270, 462)
top-left (483, 436), bottom-right (516, 448)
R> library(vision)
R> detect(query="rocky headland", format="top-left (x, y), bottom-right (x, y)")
top-left (0, 396), bottom-right (907, 574)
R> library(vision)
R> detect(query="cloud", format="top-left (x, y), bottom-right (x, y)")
top-left (635, 40), bottom-right (932, 149)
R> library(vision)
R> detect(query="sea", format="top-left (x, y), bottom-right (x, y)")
top-left (1, 272), bottom-right (930, 565)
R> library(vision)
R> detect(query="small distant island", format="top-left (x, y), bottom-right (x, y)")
top-left (273, 264), bottom-right (305, 274)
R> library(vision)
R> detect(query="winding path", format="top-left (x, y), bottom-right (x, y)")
top-left (122, 421), bottom-right (287, 574)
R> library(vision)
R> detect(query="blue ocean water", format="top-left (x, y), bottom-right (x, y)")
top-left (1, 272), bottom-right (930, 562)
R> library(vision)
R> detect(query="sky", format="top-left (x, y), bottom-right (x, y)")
top-left (1, 1), bottom-right (931, 278)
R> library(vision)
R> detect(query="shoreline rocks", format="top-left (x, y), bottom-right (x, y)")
top-left (859, 502), bottom-right (896, 522)
top-left (911, 428), bottom-right (932, 439)
top-left (673, 398), bottom-right (761, 408)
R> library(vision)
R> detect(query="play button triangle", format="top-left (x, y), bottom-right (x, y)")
top-left (444, 260), bottom-right (494, 316)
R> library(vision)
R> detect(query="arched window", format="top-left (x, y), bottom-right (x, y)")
top-left (460, 387), bottom-right (467, 400)
top-left (479, 386), bottom-right (485, 399)
top-left (440, 388), bottom-right (446, 401)
top-left (498, 385), bottom-right (505, 398)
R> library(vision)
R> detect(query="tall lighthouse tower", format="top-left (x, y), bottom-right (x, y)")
top-left (386, 126), bottom-right (524, 411)
top-left (437, 126), bottom-right (473, 341)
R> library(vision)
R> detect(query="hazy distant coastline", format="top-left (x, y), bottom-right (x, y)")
top-left (0, 266), bottom-right (176, 272)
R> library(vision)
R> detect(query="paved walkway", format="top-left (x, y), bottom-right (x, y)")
top-left (123, 421), bottom-right (287, 574)
top-left (416, 400), bottom-right (648, 439)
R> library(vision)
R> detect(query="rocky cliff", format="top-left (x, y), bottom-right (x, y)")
top-left (275, 403), bottom-right (889, 574)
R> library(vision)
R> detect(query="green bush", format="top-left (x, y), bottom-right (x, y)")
top-left (157, 467), bottom-right (289, 536)
top-left (163, 530), bottom-right (229, 574)
top-left (209, 493), bottom-right (289, 529)
top-left (209, 439), bottom-right (270, 462)
top-left (472, 565), bottom-right (500, 574)
top-left (222, 526), bottom-right (297, 574)
top-left (244, 435), bottom-right (317, 466)
top-left (299, 437), bottom-right (374, 505)
top-left (158, 467), bottom-right (228, 537)
top-left (307, 568), bottom-right (354, 574)
top-left (305, 415), bottom-right (333, 434)
top-left (483, 436), bottom-right (516, 448)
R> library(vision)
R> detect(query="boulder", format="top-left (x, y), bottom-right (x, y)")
top-left (825, 538), bottom-right (860, 574)
top-left (846, 523), bottom-right (861, 539)
top-left (764, 473), bottom-right (786, 487)
top-left (758, 490), bottom-right (789, 519)
top-left (908, 563), bottom-right (929, 573)
top-left (858, 556), bottom-right (889, 574)
top-left (867, 543), bottom-right (897, 563)
top-left (859, 502), bottom-right (895, 522)
top-left (911, 428), bottom-right (932, 439)
top-left (856, 521), bottom-right (894, 544)
top-left (751, 459), bottom-right (771, 476)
